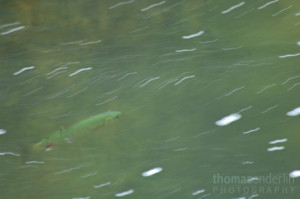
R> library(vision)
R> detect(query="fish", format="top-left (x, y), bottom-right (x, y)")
top-left (33, 111), bottom-right (121, 151)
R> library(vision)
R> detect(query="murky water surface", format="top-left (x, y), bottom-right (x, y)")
top-left (0, 0), bottom-right (299, 198)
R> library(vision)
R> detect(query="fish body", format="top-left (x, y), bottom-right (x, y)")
top-left (33, 111), bottom-right (121, 151)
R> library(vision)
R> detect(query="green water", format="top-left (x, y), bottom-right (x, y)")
top-left (0, 0), bottom-right (299, 198)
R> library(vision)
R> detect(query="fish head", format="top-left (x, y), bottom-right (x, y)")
top-left (109, 111), bottom-right (121, 118)
top-left (104, 111), bottom-right (121, 125)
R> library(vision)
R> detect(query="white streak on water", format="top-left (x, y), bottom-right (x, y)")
top-left (242, 161), bottom-right (254, 164)
top-left (81, 172), bottom-right (98, 178)
top-left (21, 165), bottom-right (39, 168)
top-left (23, 87), bottom-right (43, 97)
top-left (221, 2), bottom-right (245, 14)
top-left (0, 152), bottom-right (20, 156)
top-left (269, 138), bottom-right (287, 144)
top-left (129, 26), bottom-right (149, 33)
top-left (182, 31), bottom-right (204, 39)
top-left (109, 0), bottom-right (134, 9)
top-left (139, 77), bottom-right (160, 87)
top-left (88, 74), bottom-right (105, 85)
top-left (272, 5), bottom-right (293, 16)
top-left (289, 170), bottom-right (300, 178)
top-left (159, 0), bottom-right (186, 13)
top-left (267, 146), bottom-right (285, 151)
top-left (159, 51), bottom-right (177, 57)
top-left (142, 167), bottom-right (163, 177)
top-left (67, 87), bottom-right (88, 98)
top-left (296, 12), bottom-right (300, 16)
top-left (42, 48), bottom-right (61, 53)
top-left (93, 181), bottom-right (111, 188)
top-left (72, 197), bottom-right (90, 199)
top-left (61, 40), bottom-right (83, 45)
top-left (173, 147), bottom-right (188, 152)
top-left (69, 67), bottom-right (92, 77)
top-left (115, 189), bottom-right (134, 197)
top-left (80, 40), bottom-right (102, 45)
top-left (141, 1), bottom-right (166, 12)
top-left (63, 61), bottom-right (80, 66)
top-left (26, 161), bottom-right (45, 164)
top-left (242, 127), bottom-right (260, 134)
top-left (281, 75), bottom-right (300, 85)
top-left (249, 194), bottom-right (259, 199)
top-left (165, 136), bottom-right (180, 142)
top-left (106, 89), bottom-right (119, 95)
top-left (261, 104), bottom-right (279, 113)
top-left (96, 96), bottom-right (117, 106)
top-left (174, 75), bottom-right (195, 86)
top-left (257, 0), bottom-right (279, 10)
top-left (237, 106), bottom-right (252, 113)
top-left (47, 88), bottom-right (69, 100)
top-left (235, 8), bottom-right (255, 19)
top-left (231, 61), bottom-right (251, 67)
top-left (192, 189), bottom-right (205, 195)
top-left (0, 22), bottom-right (20, 30)
top-left (215, 113), bottom-right (241, 126)
top-left (118, 72), bottom-right (137, 81)
top-left (13, 66), bottom-right (35, 75)
top-left (279, 52), bottom-right (300, 58)
top-left (54, 165), bottom-right (85, 175)
top-left (222, 46), bottom-right (243, 50)
top-left (1, 25), bottom-right (25, 35)
top-left (298, 41), bottom-right (300, 46)
top-left (287, 82), bottom-right (300, 91)
top-left (224, 86), bottom-right (245, 96)
top-left (233, 197), bottom-right (246, 199)
top-left (0, 129), bottom-right (7, 135)
top-left (256, 84), bottom-right (276, 94)
top-left (46, 70), bottom-right (67, 79)
top-left (199, 39), bottom-right (218, 44)
top-left (47, 67), bottom-right (68, 75)
top-left (176, 48), bottom-right (197, 53)
top-left (158, 78), bottom-right (178, 89)
top-left (193, 130), bottom-right (211, 137)
top-left (286, 107), bottom-right (300, 116)
top-left (49, 111), bottom-right (73, 119)
top-left (247, 177), bottom-right (259, 183)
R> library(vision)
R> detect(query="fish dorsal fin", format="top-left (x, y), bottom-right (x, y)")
top-left (60, 126), bottom-right (65, 134)
top-left (59, 126), bottom-right (66, 136)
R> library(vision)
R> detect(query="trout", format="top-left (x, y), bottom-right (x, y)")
top-left (33, 111), bottom-right (121, 151)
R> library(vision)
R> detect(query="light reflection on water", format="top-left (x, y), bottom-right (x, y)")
top-left (0, 0), bottom-right (300, 198)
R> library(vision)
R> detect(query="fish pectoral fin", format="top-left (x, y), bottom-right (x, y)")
top-left (33, 142), bottom-right (43, 151)
top-left (45, 143), bottom-right (56, 151)
top-left (92, 126), bottom-right (102, 132)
